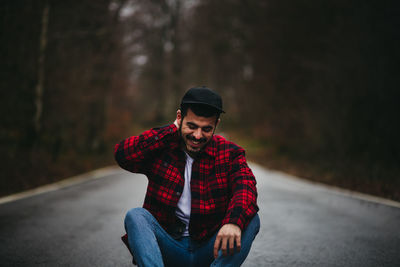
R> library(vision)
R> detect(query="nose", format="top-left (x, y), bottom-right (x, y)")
top-left (193, 128), bottom-right (203, 140)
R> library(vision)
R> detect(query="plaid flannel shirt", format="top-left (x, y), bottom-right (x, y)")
top-left (114, 124), bottom-right (258, 241)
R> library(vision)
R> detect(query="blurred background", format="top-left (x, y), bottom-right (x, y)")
top-left (1, 0), bottom-right (399, 200)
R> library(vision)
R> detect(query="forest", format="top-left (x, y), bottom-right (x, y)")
top-left (1, 0), bottom-right (399, 200)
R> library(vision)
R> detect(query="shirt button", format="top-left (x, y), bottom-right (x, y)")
top-left (176, 192), bottom-right (181, 196)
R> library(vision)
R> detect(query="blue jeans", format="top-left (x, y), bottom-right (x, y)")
top-left (124, 208), bottom-right (260, 267)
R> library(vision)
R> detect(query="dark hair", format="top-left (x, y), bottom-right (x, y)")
top-left (180, 103), bottom-right (221, 121)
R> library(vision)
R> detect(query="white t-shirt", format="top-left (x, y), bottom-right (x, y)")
top-left (175, 153), bottom-right (194, 236)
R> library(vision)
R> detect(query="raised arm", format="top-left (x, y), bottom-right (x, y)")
top-left (114, 124), bottom-right (179, 174)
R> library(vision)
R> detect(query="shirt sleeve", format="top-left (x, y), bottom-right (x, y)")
top-left (222, 148), bottom-right (259, 230)
top-left (114, 124), bottom-right (179, 174)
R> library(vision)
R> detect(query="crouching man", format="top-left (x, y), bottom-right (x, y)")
top-left (114, 86), bottom-right (260, 266)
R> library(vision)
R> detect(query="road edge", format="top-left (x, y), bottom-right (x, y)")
top-left (1, 163), bottom-right (399, 209)
top-left (0, 166), bottom-right (121, 205)
top-left (250, 162), bottom-right (400, 209)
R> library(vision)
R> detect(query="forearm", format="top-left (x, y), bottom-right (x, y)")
top-left (222, 151), bottom-right (259, 229)
top-left (114, 124), bottom-right (179, 173)
top-left (223, 191), bottom-right (258, 230)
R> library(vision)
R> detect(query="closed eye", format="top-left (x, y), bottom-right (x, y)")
top-left (188, 123), bottom-right (198, 130)
top-left (202, 127), bottom-right (212, 133)
top-left (187, 122), bottom-right (213, 133)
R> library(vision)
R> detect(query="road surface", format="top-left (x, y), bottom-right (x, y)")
top-left (1, 164), bottom-right (399, 266)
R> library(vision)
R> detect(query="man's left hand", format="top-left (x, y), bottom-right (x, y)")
top-left (213, 223), bottom-right (241, 258)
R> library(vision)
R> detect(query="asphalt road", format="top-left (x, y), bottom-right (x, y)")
top-left (1, 163), bottom-right (399, 266)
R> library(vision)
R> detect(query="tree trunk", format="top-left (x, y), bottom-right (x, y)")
top-left (33, 1), bottom-right (49, 136)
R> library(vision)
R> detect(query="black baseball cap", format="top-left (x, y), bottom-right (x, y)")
top-left (180, 86), bottom-right (225, 113)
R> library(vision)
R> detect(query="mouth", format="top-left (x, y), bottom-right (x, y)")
top-left (186, 136), bottom-right (206, 149)
top-left (188, 139), bottom-right (203, 148)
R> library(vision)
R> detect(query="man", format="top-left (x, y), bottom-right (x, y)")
top-left (114, 86), bottom-right (259, 266)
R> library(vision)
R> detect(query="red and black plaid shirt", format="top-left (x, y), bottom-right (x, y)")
top-left (114, 124), bottom-right (258, 241)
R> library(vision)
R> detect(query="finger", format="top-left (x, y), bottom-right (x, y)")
top-left (214, 236), bottom-right (221, 259)
top-left (221, 237), bottom-right (228, 257)
top-left (229, 236), bottom-right (235, 255)
top-left (236, 234), bottom-right (241, 253)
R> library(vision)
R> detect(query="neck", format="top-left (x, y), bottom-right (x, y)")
top-left (180, 141), bottom-right (200, 159)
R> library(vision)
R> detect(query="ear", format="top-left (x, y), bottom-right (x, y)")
top-left (216, 118), bottom-right (220, 127)
top-left (176, 109), bottom-right (182, 127)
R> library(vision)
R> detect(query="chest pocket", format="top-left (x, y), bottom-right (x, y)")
top-left (150, 153), bottom-right (184, 188)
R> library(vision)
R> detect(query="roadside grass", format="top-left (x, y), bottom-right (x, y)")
top-left (227, 132), bottom-right (400, 202)
top-left (0, 151), bottom-right (113, 198)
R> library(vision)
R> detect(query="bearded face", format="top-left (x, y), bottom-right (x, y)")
top-left (177, 108), bottom-right (218, 157)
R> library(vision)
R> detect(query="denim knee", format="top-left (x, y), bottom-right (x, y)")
top-left (249, 213), bottom-right (260, 234)
top-left (124, 207), bottom-right (152, 228)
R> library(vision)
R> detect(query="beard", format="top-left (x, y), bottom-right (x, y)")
top-left (179, 125), bottom-right (209, 157)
